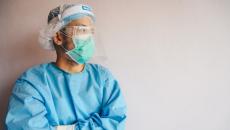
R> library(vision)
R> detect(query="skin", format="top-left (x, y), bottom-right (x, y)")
top-left (52, 16), bottom-right (94, 73)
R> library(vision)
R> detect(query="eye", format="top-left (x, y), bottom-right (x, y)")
top-left (83, 28), bottom-right (86, 32)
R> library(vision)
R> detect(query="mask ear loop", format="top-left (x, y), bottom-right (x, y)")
top-left (58, 30), bottom-right (71, 52)
top-left (58, 29), bottom-right (83, 55)
top-left (59, 27), bottom-right (93, 51)
top-left (59, 27), bottom-right (83, 53)
top-left (58, 30), bottom-right (82, 62)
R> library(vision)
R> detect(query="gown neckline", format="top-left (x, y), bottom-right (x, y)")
top-left (49, 62), bottom-right (88, 75)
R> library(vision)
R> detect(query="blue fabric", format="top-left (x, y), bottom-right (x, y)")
top-left (63, 13), bottom-right (96, 25)
top-left (5, 62), bottom-right (127, 130)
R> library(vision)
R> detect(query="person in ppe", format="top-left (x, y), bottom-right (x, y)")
top-left (5, 3), bottom-right (127, 130)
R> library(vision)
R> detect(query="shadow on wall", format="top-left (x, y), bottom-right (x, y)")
top-left (0, 31), bottom-right (55, 130)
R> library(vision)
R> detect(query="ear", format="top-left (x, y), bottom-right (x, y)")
top-left (53, 32), bottom-right (63, 45)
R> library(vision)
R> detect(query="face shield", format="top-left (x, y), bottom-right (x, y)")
top-left (38, 4), bottom-right (95, 50)
top-left (38, 3), bottom-right (107, 64)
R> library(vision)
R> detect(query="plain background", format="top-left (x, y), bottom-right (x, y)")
top-left (0, 0), bottom-right (230, 130)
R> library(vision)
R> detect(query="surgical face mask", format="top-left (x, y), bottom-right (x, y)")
top-left (61, 33), bottom-right (95, 64)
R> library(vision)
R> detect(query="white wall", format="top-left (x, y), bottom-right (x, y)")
top-left (0, 0), bottom-right (230, 130)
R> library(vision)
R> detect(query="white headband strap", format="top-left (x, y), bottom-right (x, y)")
top-left (61, 5), bottom-right (94, 20)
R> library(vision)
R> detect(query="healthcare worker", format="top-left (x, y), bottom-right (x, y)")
top-left (5, 3), bottom-right (127, 130)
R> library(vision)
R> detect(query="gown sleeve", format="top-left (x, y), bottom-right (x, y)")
top-left (75, 69), bottom-right (127, 130)
top-left (5, 79), bottom-right (55, 130)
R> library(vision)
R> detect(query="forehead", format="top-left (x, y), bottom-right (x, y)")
top-left (66, 16), bottom-right (94, 26)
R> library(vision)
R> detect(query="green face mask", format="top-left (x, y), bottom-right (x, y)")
top-left (64, 34), bottom-right (95, 64)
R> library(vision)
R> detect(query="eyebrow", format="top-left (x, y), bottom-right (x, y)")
top-left (75, 24), bottom-right (87, 26)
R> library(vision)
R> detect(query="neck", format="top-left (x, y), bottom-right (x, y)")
top-left (54, 56), bottom-right (85, 73)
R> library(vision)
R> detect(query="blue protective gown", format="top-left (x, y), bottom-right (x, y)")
top-left (5, 62), bottom-right (127, 130)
